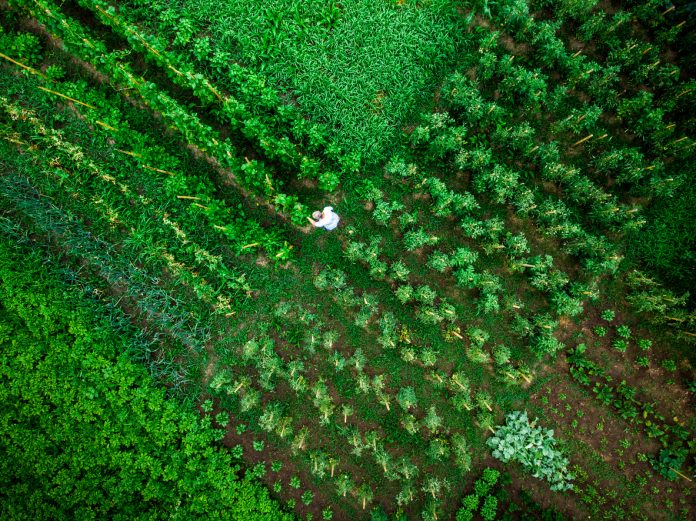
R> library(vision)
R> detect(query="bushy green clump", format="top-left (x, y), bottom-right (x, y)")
top-left (593, 326), bottom-right (608, 337)
top-left (612, 339), bottom-right (629, 353)
top-left (487, 411), bottom-right (574, 491)
top-left (0, 26), bottom-right (43, 65)
top-left (616, 325), bottom-right (632, 339)
top-left (661, 359), bottom-right (677, 372)
top-left (601, 309), bottom-right (615, 321)
top-left (456, 468), bottom-right (500, 521)
top-left (637, 338), bottom-right (653, 351)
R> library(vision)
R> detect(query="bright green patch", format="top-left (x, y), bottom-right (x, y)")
top-left (131, 0), bottom-right (463, 164)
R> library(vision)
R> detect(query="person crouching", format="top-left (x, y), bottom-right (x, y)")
top-left (308, 206), bottom-right (340, 231)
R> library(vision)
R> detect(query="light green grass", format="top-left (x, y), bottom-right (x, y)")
top-left (160, 0), bottom-right (463, 164)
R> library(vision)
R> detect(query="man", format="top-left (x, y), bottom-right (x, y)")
top-left (308, 206), bottom-right (340, 231)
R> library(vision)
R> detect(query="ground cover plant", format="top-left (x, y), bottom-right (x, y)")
top-left (0, 233), bottom-right (290, 520)
top-left (0, 0), bottom-right (694, 519)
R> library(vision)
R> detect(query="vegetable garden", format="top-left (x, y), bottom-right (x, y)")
top-left (0, 0), bottom-right (694, 519)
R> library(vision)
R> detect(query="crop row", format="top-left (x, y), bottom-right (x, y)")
top-left (438, 45), bottom-right (651, 231)
top-left (1, 95), bottom-right (258, 312)
top-left (0, 63), bottom-right (283, 274)
top-left (8, 0), bottom-right (311, 226)
top-left (311, 264), bottom-right (521, 426)
top-left (74, 0), bottom-right (342, 191)
top-left (0, 35), bottom-right (296, 259)
top-left (0, 169), bottom-right (213, 363)
top-left (479, 2), bottom-right (692, 192)
top-left (410, 95), bottom-right (624, 277)
top-left (110, 0), bottom-right (362, 176)
top-left (208, 311), bottom-right (479, 516)
top-left (567, 343), bottom-right (693, 481)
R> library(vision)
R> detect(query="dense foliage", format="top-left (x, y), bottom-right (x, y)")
top-left (0, 238), bottom-right (292, 520)
top-left (455, 468), bottom-right (567, 521)
top-left (629, 179), bottom-right (696, 293)
top-left (0, 0), bottom-right (693, 518)
top-left (487, 411), bottom-right (574, 491)
top-left (111, 0), bottom-right (464, 164)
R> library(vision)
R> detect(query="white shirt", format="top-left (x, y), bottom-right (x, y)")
top-left (313, 206), bottom-right (340, 231)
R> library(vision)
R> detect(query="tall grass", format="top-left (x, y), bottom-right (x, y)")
top-left (628, 180), bottom-right (696, 294)
top-left (122, 0), bottom-right (464, 165)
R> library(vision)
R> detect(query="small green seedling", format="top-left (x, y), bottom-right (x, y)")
top-left (593, 326), bottom-right (608, 337)
top-left (601, 309), bottom-right (615, 321)
top-left (616, 325), bottom-right (631, 339)
top-left (637, 338), bottom-right (652, 351)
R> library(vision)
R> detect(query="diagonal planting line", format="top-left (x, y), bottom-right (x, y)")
top-left (79, 0), bottom-right (338, 186)
top-left (0, 95), bottom-right (252, 309)
top-left (0, 173), bottom-right (211, 355)
top-left (0, 49), bottom-right (296, 258)
top-left (14, 0), bottom-right (311, 230)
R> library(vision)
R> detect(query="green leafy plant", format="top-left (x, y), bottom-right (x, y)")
top-left (601, 309), bottom-right (616, 321)
top-left (403, 227), bottom-right (439, 251)
top-left (4, 31), bottom-right (43, 65)
top-left (487, 411), bottom-right (574, 491)
top-left (593, 326), bottom-right (608, 337)
top-left (397, 386), bottom-right (418, 411)
top-left (660, 359), bottom-right (677, 372)
top-left (612, 339), bottom-right (629, 353)
top-left (617, 325), bottom-right (632, 339)
top-left (651, 448), bottom-right (688, 481)
top-left (638, 338), bottom-right (653, 351)
top-left (301, 490), bottom-right (314, 506)
top-left (636, 356), bottom-right (650, 368)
